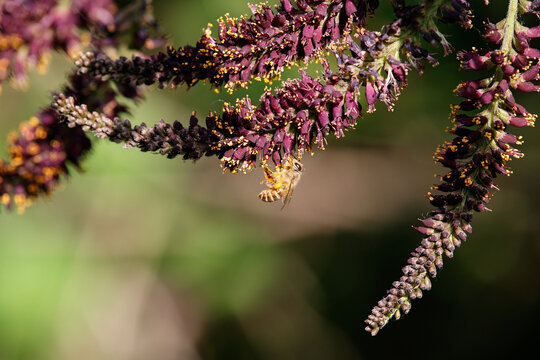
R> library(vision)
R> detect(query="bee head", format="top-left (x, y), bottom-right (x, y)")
top-left (292, 159), bottom-right (304, 172)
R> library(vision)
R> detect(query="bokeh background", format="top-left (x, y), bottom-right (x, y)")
top-left (1, 1), bottom-right (540, 359)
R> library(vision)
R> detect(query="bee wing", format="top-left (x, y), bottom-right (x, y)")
top-left (281, 172), bottom-right (302, 210)
top-left (281, 184), bottom-right (294, 210)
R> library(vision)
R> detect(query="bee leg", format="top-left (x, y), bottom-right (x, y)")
top-left (261, 165), bottom-right (276, 186)
top-left (263, 165), bottom-right (274, 179)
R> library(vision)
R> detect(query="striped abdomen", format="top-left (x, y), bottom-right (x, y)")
top-left (258, 188), bottom-right (287, 202)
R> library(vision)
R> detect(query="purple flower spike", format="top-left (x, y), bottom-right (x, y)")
top-left (365, 1), bottom-right (540, 335)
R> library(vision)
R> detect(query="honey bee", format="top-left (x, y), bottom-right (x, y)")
top-left (258, 156), bottom-right (304, 209)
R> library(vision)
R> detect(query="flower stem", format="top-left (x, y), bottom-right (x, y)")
top-left (501, 0), bottom-right (519, 53)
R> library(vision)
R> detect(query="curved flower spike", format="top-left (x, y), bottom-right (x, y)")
top-left (365, 0), bottom-right (539, 335)
top-left (52, 68), bottom-right (363, 172)
top-left (75, 0), bottom-right (472, 93)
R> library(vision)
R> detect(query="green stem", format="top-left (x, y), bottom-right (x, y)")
top-left (501, 0), bottom-right (519, 53)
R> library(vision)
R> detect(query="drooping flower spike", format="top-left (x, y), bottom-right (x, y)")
top-left (126, 0), bottom-right (380, 92)
top-left (365, 0), bottom-right (539, 335)
top-left (74, 0), bottom-right (472, 92)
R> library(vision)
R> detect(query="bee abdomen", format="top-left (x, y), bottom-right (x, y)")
top-left (258, 189), bottom-right (283, 202)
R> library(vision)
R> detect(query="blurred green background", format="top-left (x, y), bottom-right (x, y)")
top-left (1, 1), bottom-right (540, 359)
